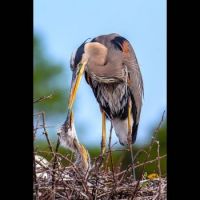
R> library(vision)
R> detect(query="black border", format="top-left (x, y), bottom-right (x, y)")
top-left (1, 1), bottom-right (33, 198)
top-left (1, 0), bottom-right (197, 199)
top-left (167, 0), bottom-right (198, 199)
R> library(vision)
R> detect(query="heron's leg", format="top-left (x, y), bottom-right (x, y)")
top-left (127, 98), bottom-right (132, 144)
top-left (101, 110), bottom-right (106, 155)
top-left (127, 98), bottom-right (136, 180)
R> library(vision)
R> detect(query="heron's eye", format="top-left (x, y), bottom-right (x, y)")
top-left (70, 49), bottom-right (77, 72)
top-left (70, 63), bottom-right (75, 72)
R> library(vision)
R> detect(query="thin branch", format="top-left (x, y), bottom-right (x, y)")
top-left (33, 151), bottom-right (39, 200)
top-left (52, 138), bottom-right (60, 191)
top-left (107, 123), bottom-right (116, 189)
top-left (41, 112), bottom-right (54, 155)
top-left (105, 123), bottom-right (113, 170)
top-left (156, 140), bottom-right (162, 200)
top-left (134, 154), bottom-right (166, 169)
top-left (131, 110), bottom-right (165, 199)
top-left (33, 94), bottom-right (53, 103)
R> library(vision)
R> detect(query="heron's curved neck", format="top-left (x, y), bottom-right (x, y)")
top-left (86, 62), bottom-right (125, 83)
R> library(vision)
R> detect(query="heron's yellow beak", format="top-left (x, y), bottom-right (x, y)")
top-left (68, 61), bottom-right (87, 111)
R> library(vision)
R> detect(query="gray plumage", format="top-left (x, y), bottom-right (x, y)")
top-left (70, 33), bottom-right (144, 145)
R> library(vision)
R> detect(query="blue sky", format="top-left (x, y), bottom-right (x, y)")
top-left (34, 0), bottom-right (166, 146)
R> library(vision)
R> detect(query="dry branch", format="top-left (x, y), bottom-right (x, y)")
top-left (33, 110), bottom-right (166, 200)
top-left (33, 94), bottom-right (53, 103)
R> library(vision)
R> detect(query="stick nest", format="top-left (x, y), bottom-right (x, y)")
top-left (33, 110), bottom-right (166, 200)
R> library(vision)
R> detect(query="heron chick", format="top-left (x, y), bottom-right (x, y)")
top-left (57, 111), bottom-right (91, 172)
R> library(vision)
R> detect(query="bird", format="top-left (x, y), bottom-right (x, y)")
top-left (58, 111), bottom-right (91, 172)
top-left (65, 33), bottom-right (144, 155)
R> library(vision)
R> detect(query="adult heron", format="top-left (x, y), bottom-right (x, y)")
top-left (65, 33), bottom-right (143, 155)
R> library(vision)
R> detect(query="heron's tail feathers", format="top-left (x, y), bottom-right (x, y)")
top-left (112, 117), bottom-right (138, 146)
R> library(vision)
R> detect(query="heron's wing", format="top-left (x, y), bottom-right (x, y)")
top-left (90, 34), bottom-right (143, 122)
top-left (111, 36), bottom-right (144, 123)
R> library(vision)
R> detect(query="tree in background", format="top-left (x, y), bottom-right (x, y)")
top-left (34, 34), bottom-right (69, 116)
top-left (34, 34), bottom-right (87, 143)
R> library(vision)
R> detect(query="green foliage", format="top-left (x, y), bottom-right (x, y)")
top-left (34, 34), bottom-right (69, 115)
top-left (120, 122), bottom-right (167, 177)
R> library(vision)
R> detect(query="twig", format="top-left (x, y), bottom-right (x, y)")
top-left (115, 154), bottom-right (166, 179)
top-left (33, 94), bottom-right (53, 103)
top-left (52, 138), bottom-right (60, 190)
top-left (156, 141), bottom-right (162, 177)
top-left (129, 144), bottom-right (136, 180)
top-left (54, 192), bottom-right (69, 200)
top-left (131, 110), bottom-right (165, 199)
top-left (107, 123), bottom-right (117, 191)
top-left (156, 140), bottom-right (162, 200)
top-left (133, 155), bottom-right (166, 169)
top-left (33, 151), bottom-right (39, 200)
top-left (41, 112), bottom-right (54, 155)
top-left (105, 148), bottom-right (130, 153)
top-left (33, 113), bottom-right (41, 137)
top-left (133, 149), bottom-right (148, 162)
top-left (105, 123), bottom-right (113, 170)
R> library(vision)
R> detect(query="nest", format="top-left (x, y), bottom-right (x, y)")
top-left (34, 152), bottom-right (166, 200)
top-left (33, 109), bottom-right (166, 200)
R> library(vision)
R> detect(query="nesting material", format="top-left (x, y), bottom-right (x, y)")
top-left (34, 153), bottom-right (166, 199)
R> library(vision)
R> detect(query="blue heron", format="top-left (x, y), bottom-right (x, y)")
top-left (66, 33), bottom-right (143, 156)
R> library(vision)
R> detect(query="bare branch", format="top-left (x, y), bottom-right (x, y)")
top-left (33, 110), bottom-right (166, 199)
top-left (33, 94), bottom-right (53, 103)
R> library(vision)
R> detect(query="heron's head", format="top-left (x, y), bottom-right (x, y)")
top-left (67, 40), bottom-right (108, 114)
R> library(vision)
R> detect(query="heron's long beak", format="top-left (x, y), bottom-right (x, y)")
top-left (68, 61), bottom-right (87, 110)
top-left (65, 61), bottom-right (87, 127)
